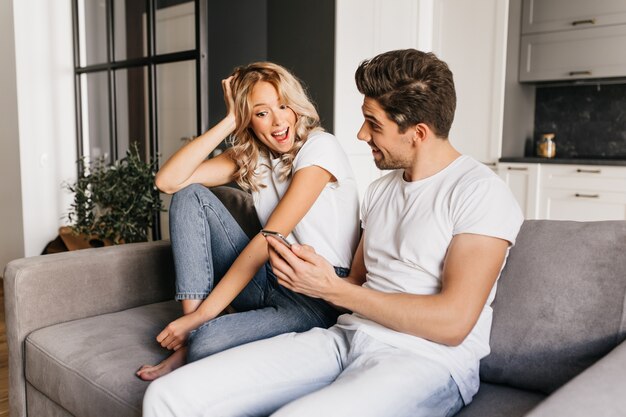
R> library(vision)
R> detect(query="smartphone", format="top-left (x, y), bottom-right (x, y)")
top-left (260, 230), bottom-right (292, 248)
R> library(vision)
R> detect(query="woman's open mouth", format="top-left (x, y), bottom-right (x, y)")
top-left (272, 127), bottom-right (290, 144)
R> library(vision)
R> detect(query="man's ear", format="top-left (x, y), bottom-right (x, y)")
top-left (413, 123), bottom-right (430, 143)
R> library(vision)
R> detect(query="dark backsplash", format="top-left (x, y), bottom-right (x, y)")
top-left (534, 83), bottom-right (626, 158)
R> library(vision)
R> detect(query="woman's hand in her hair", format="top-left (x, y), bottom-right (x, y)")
top-left (222, 75), bottom-right (236, 122)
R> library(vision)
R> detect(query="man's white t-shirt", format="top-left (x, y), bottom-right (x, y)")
top-left (252, 131), bottom-right (360, 268)
top-left (337, 155), bottom-right (524, 404)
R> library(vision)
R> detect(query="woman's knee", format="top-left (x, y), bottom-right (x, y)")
top-left (186, 326), bottom-right (225, 363)
top-left (171, 183), bottom-right (215, 208)
top-left (170, 184), bottom-right (221, 220)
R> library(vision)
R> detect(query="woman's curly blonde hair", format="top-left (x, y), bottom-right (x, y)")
top-left (226, 62), bottom-right (323, 192)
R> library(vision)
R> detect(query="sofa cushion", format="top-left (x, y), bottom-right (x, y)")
top-left (456, 383), bottom-right (545, 417)
top-left (212, 185), bottom-right (261, 239)
top-left (481, 220), bottom-right (626, 394)
top-left (25, 301), bottom-right (180, 417)
top-left (27, 383), bottom-right (73, 417)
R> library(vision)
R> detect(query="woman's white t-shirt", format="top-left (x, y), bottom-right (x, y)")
top-left (252, 131), bottom-right (360, 268)
top-left (337, 155), bottom-right (524, 404)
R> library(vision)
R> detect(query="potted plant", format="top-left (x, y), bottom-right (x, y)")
top-left (63, 143), bottom-right (164, 249)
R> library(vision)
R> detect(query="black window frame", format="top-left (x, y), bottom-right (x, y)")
top-left (71, 0), bottom-right (208, 239)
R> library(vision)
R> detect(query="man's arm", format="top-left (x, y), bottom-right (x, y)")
top-left (343, 235), bottom-right (367, 286)
top-left (267, 232), bottom-right (509, 346)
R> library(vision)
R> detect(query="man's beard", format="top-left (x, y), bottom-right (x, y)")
top-left (373, 153), bottom-right (410, 170)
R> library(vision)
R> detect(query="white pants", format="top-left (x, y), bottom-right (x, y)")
top-left (143, 326), bottom-right (463, 417)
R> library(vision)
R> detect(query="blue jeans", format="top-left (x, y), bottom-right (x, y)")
top-left (144, 327), bottom-right (464, 417)
top-left (169, 184), bottom-right (348, 363)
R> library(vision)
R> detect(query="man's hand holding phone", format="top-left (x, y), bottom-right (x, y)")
top-left (264, 230), bottom-right (340, 300)
top-left (260, 230), bottom-right (292, 249)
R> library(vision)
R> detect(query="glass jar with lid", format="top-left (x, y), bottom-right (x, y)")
top-left (537, 133), bottom-right (556, 158)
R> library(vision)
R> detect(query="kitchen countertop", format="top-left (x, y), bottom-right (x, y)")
top-left (499, 157), bottom-right (626, 167)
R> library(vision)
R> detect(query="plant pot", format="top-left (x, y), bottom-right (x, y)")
top-left (59, 226), bottom-right (115, 251)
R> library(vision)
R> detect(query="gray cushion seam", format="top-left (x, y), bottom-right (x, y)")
top-left (27, 382), bottom-right (76, 416)
top-left (616, 294), bottom-right (626, 344)
top-left (12, 269), bottom-right (27, 417)
top-left (25, 339), bottom-right (139, 412)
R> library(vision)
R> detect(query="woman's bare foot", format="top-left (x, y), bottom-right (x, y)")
top-left (136, 347), bottom-right (187, 381)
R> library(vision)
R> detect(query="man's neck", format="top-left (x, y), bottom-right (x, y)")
top-left (403, 139), bottom-right (461, 182)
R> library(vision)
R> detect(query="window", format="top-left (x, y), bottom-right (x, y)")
top-left (72, 0), bottom-right (208, 239)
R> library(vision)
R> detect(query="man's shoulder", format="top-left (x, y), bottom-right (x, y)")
top-left (361, 170), bottom-right (402, 208)
top-left (451, 155), bottom-right (496, 177)
top-left (445, 156), bottom-right (503, 189)
top-left (367, 170), bottom-right (401, 191)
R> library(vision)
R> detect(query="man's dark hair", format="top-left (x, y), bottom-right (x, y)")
top-left (355, 49), bottom-right (456, 138)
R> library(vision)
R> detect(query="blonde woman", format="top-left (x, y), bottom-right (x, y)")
top-left (137, 62), bottom-right (360, 380)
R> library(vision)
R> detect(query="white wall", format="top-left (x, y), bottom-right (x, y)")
top-left (5, 0), bottom-right (77, 267)
top-left (335, 0), bottom-right (434, 198)
top-left (336, 0), bottom-right (510, 194)
top-left (431, 0), bottom-right (509, 165)
top-left (0, 0), bottom-right (25, 272)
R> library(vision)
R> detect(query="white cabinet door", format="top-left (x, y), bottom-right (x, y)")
top-left (498, 163), bottom-right (539, 218)
top-left (520, 25), bottom-right (626, 82)
top-left (541, 188), bottom-right (626, 221)
top-left (433, 0), bottom-right (509, 165)
top-left (538, 164), bottom-right (626, 220)
top-left (521, 0), bottom-right (626, 34)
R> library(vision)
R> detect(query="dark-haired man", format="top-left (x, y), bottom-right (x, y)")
top-left (144, 49), bottom-right (523, 417)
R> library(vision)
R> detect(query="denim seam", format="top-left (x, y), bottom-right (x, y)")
top-left (196, 192), bottom-right (214, 294)
top-left (203, 201), bottom-right (267, 299)
top-left (175, 292), bottom-right (209, 301)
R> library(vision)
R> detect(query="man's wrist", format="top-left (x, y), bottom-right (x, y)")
top-left (325, 274), bottom-right (353, 308)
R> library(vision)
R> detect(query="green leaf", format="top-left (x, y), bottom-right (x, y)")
top-left (64, 142), bottom-right (165, 244)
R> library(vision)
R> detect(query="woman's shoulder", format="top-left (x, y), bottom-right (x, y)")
top-left (298, 130), bottom-right (344, 156)
top-left (303, 130), bottom-right (336, 145)
top-left (293, 130), bottom-right (354, 179)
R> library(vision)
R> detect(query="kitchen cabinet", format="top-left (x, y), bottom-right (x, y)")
top-left (521, 0), bottom-right (626, 34)
top-left (520, 25), bottom-right (626, 82)
top-left (538, 164), bottom-right (626, 221)
top-left (499, 162), bottom-right (626, 221)
top-left (519, 0), bottom-right (626, 82)
top-left (498, 163), bottom-right (540, 218)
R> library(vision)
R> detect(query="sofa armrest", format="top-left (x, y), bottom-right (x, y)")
top-left (525, 340), bottom-right (626, 416)
top-left (3, 240), bottom-right (175, 417)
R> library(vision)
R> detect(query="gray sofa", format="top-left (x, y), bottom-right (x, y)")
top-left (4, 186), bottom-right (626, 417)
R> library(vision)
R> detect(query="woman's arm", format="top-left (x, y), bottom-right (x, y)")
top-left (157, 165), bottom-right (335, 349)
top-left (155, 77), bottom-right (238, 194)
top-left (193, 165), bottom-right (333, 318)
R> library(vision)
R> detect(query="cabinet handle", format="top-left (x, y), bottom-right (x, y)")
top-left (507, 167), bottom-right (528, 171)
top-left (575, 193), bottom-right (599, 199)
top-left (569, 70), bottom-right (592, 76)
top-left (571, 18), bottom-right (596, 26)
top-left (576, 168), bottom-right (601, 174)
